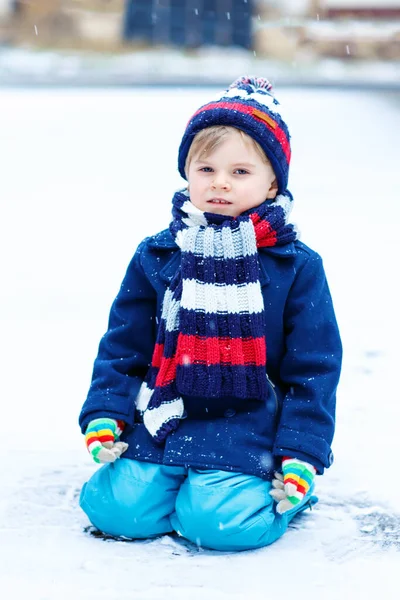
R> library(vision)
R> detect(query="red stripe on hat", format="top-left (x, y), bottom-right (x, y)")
top-left (192, 101), bottom-right (290, 162)
top-left (250, 213), bottom-right (277, 247)
top-left (175, 334), bottom-right (266, 366)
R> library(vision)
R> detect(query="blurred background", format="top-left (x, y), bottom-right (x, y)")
top-left (0, 0), bottom-right (399, 86)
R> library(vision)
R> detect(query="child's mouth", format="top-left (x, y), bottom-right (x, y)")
top-left (207, 198), bottom-right (232, 205)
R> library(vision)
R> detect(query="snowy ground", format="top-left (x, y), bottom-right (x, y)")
top-left (1, 46), bottom-right (399, 88)
top-left (1, 87), bottom-right (399, 599)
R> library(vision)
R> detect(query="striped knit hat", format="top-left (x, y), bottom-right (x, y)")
top-left (178, 76), bottom-right (291, 194)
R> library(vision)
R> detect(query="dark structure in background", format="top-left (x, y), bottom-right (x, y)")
top-left (123, 0), bottom-right (253, 49)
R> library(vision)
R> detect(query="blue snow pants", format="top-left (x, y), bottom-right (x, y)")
top-left (80, 458), bottom-right (318, 552)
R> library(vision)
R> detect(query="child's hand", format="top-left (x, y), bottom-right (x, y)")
top-left (269, 457), bottom-right (316, 514)
top-left (85, 418), bottom-right (128, 464)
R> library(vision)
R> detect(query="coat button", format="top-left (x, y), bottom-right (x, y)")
top-left (328, 451), bottom-right (334, 465)
top-left (224, 408), bottom-right (236, 418)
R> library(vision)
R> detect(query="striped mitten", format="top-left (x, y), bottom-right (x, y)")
top-left (269, 457), bottom-right (316, 514)
top-left (85, 418), bottom-right (128, 464)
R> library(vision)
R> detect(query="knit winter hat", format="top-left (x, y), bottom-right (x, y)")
top-left (178, 76), bottom-right (291, 194)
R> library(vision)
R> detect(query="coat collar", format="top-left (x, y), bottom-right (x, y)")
top-left (159, 251), bottom-right (180, 284)
top-left (147, 229), bottom-right (177, 250)
top-left (258, 243), bottom-right (296, 258)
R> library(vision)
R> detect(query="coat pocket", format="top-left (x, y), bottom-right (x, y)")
top-left (266, 374), bottom-right (282, 422)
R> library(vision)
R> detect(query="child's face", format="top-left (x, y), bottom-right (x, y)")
top-left (187, 129), bottom-right (277, 217)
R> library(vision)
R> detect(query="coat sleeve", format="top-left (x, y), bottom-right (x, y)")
top-left (273, 251), bottom-right (342, 474)
top-left (79, 239), bottom-right (157, 433)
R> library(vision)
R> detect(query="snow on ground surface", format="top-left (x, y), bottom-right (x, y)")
top-left (1, 86), bottom-right (399, 599)
top-left (1, 46), bottom-right (399, 87)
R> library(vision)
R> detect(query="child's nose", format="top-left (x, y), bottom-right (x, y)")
top-left (211, 174), bottom-right (231, 191)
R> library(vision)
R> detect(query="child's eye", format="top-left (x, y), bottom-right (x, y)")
top-left (199, 167), bottom-right (213, 172)
top-left (234, 169), bottom-right (249, 175)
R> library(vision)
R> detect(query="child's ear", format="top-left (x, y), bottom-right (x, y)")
top-left (266, 178), bottom-right (278, 199)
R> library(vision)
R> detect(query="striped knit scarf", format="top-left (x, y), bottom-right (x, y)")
top-left (136, 189), bottom-right (297, 443)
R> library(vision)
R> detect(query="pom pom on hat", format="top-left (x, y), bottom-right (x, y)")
top-left (178, 75), bottom-right (291, 194)
top-left (229, 75), bottom-right (274, 93)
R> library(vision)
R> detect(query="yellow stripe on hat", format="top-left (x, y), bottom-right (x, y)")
top-left (252, 108), bottom-right (277, 129)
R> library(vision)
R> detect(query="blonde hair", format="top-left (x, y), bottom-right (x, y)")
top-left (184, 125), bottom-right (270, 176)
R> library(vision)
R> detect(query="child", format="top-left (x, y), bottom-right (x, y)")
top-left (79, 76), bottom-right (342, 552)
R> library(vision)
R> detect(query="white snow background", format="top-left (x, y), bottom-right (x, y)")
top-left (1, 86), bottom-right (399, 599)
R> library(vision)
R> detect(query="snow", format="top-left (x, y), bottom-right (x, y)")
top-left (1, 86), bottom-right (399, 598)
top-left (0, 46), bottom-right (399, 87)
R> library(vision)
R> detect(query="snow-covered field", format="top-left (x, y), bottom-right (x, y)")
top-left (1, 86), bottom-right (399, 599)
top-left (1, 46), bottom-right (399, 87)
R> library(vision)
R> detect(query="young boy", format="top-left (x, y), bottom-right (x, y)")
top-left (79, 76), bottom-right (342, 551)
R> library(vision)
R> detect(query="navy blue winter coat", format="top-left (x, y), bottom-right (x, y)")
top-left (79, 228), bottom-right (342, 480)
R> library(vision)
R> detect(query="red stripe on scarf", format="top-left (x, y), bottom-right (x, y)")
top-left (250, 213), bottom-right (278, 247)
top-left (155, 356), bottom-right (177, 387)
top-left (192, 101), bottom-right (291, 162)
top-left (176, 334), bottom-right (266, 366)
top-left (152, 342), bottom-right (165, 368)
